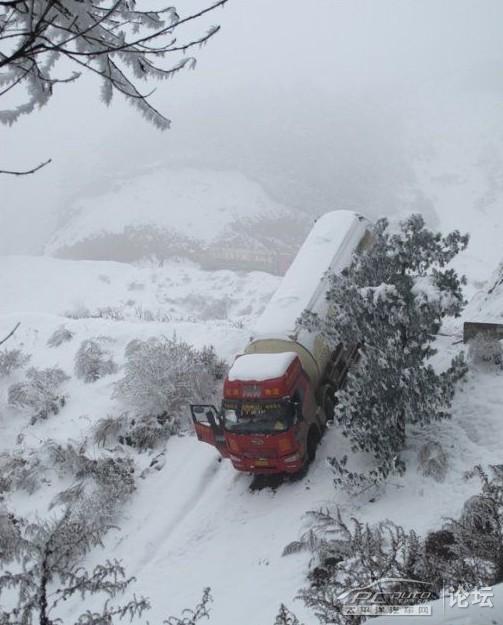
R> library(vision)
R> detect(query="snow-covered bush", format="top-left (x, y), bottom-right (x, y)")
top-left (302, 214), bottom-right (469, 487)
top-left (444, 464), bottom-right (503, 586)
top-left (0, 452), bottom-right (42, 494)
top-left (417, 440), bottom-right (448, 482)
top-left (290, 466), bottom-right (503, 624)
top-left (64, 302), bottom-right (91, 319)
top-left (0, 507), bottom-right (22, 562)
top-left (285, 509), bottom-right (426, 625)
top-left (44, 441), bottom-right (135, 524)
top-left (8, 366), bottom-right (69, 423)
top-left (95, 412), bottom-right (177, 451)
top-left (274, 605), bottom-right (302, 625)
top-left (0, 348), bottom-right (30, 377)
top-left (114, 337), bottom-right (226, 426)
top-left (468, 333), bottom-right (503, 368)
top-left (47, 325), bottom-right (74, 347)
top-left (74, 338), bottom-right (118, 383)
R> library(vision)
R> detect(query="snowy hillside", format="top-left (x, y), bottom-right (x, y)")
top-left (2, 251), bottom-right (503, 624)
top-left (403, 95), bottom-right (503, 296)
top-left (45, 169), bottom-right (308, 269)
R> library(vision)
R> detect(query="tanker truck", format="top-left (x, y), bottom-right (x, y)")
top-left (190, 210), bottom-right (373, 475)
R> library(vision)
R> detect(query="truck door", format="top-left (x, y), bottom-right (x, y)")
top-left (190, 405), bottom-right (229, 457)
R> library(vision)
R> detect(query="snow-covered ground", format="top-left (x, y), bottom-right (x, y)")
top-left (2, 249), bottom-right (503, 624)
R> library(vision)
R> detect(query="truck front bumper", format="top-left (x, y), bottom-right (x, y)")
top-left (229, 452), bottom-right (304, 474)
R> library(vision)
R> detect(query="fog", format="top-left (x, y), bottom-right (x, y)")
top-left (2, 0), bottom-right (503, 254)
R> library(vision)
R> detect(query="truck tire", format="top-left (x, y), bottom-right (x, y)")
top-left (322, 384), bottom-right (336, 422)
top-left (307, 426), bottom-right (321, 464)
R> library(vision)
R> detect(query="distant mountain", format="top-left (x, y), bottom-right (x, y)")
top-left (46, 168), bottom-right (310, 273)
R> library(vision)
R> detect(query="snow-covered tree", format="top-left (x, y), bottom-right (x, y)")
top-left (8, 366), bottom-right (69, 423)
top-left (0, 0), bottom-right (226, 130)
top-left (113, 336), bottom-right (226, 425)
top-left (74, 338), bottom-right (117, 383)
top-left (0, 509), bottom-right (150, 625)
top-left (302, 214), bottom-right (469, 487)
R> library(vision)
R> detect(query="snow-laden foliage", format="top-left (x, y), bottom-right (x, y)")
top-left (0, 348), bottom-right (30, 378)
top-left (47, 325), bottom-right (74, 348)
top-left (8, 366), bottom-right (69, 423)
top-left (302, 214), bottom-right (469, 487)
top-left (286, 509), bottom-right (425, 625)
top-left (288, 465), bottom-right (503, 625)
top-left (45, 442), bottom-right (135, 524)
top-left (74, 338), bottom-right (118, 383)
top-left (274, 605), bottom-right (302, 625)
top-left (94, 411), bottom-right (177, 451)
top-left (0, 508), bottom-right (150, 625)
top-left (113, 337), bottom-right (226, 424)
top-left (0, 450), bottom-right (43, 494)
top-left (468, 333), bottom-right (503, 368)
top-left (0, 0), bottom-right (226, 128)
top-left (417, 440), bottom-right (449, 482)
top-left (443, 464), bottom-right (503, 588)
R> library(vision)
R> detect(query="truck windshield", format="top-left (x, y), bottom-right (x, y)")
top-left (222, 399), bottom-right (294, 433)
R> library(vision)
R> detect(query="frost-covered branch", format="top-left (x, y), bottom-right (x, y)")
top-left (0, 0), bottom-right (228, 128)
top-left (0, 158), bottom-right (52, 175)
top-left (0, 322), bottom-right (20, 346)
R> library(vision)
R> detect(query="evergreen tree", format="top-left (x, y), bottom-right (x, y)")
top-left (303, 214), bottom-right (469, 486)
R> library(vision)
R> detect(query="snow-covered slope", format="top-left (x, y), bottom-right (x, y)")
top-left (45, 169), bottom-right (307, 266)
top-left (3, 253), bottom-right (503, 624)
top-left (403, 95), bottom-right (503, 296)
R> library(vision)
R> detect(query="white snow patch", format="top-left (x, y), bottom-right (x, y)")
top-left (228, 352), bottom-right (297, 381)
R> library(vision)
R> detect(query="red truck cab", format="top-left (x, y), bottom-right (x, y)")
top-left (191, 352), bottom-right (322, 474)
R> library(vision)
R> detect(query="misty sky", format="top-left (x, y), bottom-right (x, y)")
top-left (2, 0), bottom-right (503, 254)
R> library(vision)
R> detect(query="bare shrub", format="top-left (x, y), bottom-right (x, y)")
top-left (417, 440), bottom-right (448, 482)
top-left (64, 302), bottom-right (92, 319)
top-left (128, 281), bottom-right (145, 291)
top-left (0, 348), bottom-right (30, 377)
top-left (75, 338), bottom-right (118, 383)
top-left (8, 366), bottom-right (69, 423)
top-left (47, 325), bottom-right (74, 348)
top-left (93, 306), bottom-right (125, 320)
top-left (114, 337), bottom-right (226, 425)
top-left (468, 333), bottom-right (503, 368)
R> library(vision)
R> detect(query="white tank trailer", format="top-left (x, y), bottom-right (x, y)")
top-left (245, 210), bottom-right (373, 389)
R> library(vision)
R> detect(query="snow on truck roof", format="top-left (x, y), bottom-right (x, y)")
top-left (251, 210), bottom-right (369, 342)
top-left (228, 352), bottom-right (297, 382)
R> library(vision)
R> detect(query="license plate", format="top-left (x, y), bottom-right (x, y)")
top-left (255, 458), bottom-right (269, 466)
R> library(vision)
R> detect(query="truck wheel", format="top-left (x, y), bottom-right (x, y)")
top-left (322, 385), bottom-right (336, 422)
top-left (307, 426), bottom-right (321, 464)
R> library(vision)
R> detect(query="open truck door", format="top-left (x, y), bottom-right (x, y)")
top-left (190, 404), bottom-right (229, 457)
